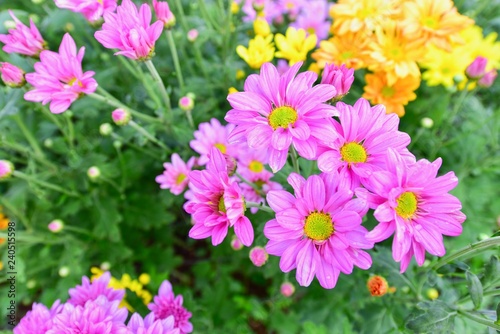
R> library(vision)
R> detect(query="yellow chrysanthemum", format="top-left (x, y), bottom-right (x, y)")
top-left (253, 17), bottom-right (271, 37)
top-left (363, 71), bottom-right (420, 117)
top-left (367, 22), bottom-right (423, 85)
top-left (460, 25), bottom-right (500, 71)
top-left (419, 45), bottom-right (471, 88)
top-left (275, 27), bottom-right (317, 65)
top-left (329, 0), bottom-right (401, 35)
top-left (312, 31), bottom-right (371, 70)
top-left (231, 1), bottom-right (239, 14)
top-left (236, 34), bottom-right (274, 69)
top-left (401, 0), bottom-right (474, 51)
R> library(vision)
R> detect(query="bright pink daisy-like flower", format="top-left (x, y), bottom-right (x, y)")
top-left (291, 0), bottom-right (330, 41)
top-left (225, 62), bottom-right (338, 172)
top-left (54, 0), bottom-right (117, 23)
top-left (14, 301), bottom-right (62, 334)
top-left (94, 0), bottom-right (163, 60)
top-left (128, 312), bottom-right (180, 334)
top-left (68, 272), bottom-right (125, 306)
top-left (264, 173), bottom-right (373, 289)
top-left (0, 10), bottom-right (46, 57)
top-left (190, 118), bottom-right (239, 165)
top-left (148, 280), bottom-right (193, 334)
top-left (317, 98), bottom-right (414, 191)
top-left (24, 33), bottom-right (97, 114)
top-left (0, 62), bottom-right (25, 88)
top-left (363, 149), bottom-right (466, 273)
top-left (239, 164), bottom-right (282, 214)
top-left (185, 148), bottom-right (254, 246)
top-left (156, 153), bottom-right (196, 195)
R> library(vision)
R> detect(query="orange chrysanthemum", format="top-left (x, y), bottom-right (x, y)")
top-left (367, 275), bottom-right (389, 297)
top-left (363, 71), bottom-right (420, 117)
top-left (312, 31), bottom-right (371, 70)
top-left (401, 0), bottom-right (474, 51)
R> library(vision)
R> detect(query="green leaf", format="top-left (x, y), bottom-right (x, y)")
top-left (466, 271), bottom-right (483, 310)
top-left (483, 255), bottom-right (500, 286)
top-left (405, 300), bottom-right (457, 333)
top-left (496, 303), bottom-right (500, 325)
top-left (302, 321), bottom-right (329, 334)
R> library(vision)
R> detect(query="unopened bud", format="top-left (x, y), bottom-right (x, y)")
top-left (44, 138), bottom-right (53, 148)
top-left (178, 96), bottom-right (194, 111)
top-left (59, 266), bottom-right (70, 277)
top-left (100, 123), bottom-right (113, 136)
top-left (426, 288), bottom-right (439, 300)
top-left (0, 62), bottom-right (26, 88)
top-left (100, 262), bottom-right (111, 271)
top-left (187, 29), bottom-right (199, 42)
top-left (87, 166), bottom-right (101, 180)
top-left (249, 246), bottom-right (268, 267)
top-left (280, 282), bottom-right (295, 297)
top-left (111, 109), bottom-right (131, 126)
top-left (139, 273), bottom-right (151, 285)
top-left (367, 275), bottom-right (389, 297)
top-left (0, 160), bottom-right (14, 180)
top-left (421, 117), bottom-right (434, 129)
top-left (230, 237), bottom-right (243, 250)
top-left (48, 219), bottom-right (64, 233)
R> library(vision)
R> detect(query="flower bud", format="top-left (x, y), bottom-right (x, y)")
top-left (48, 219), bottom-right (64, 233)
top-left (4, 20), bottom-right (16, 30)
top-left (153, 0), bottom-right (176, 28)
top-left (100, 123), bottom-right (113, 136)
top-left (249, 246), bottom-right (268, 267)
top-left (420, 117), bottom-right (434, 129)
top-left (465, 56), bottom-right (488, 80)
top-left (320, 63), bottom-right (354, 102)
top-left (111, 109), bottom-right (131, 126)
top-left (187, 29), bottom-right (198, 42)
top-left (0, 160), bottom-right (14, 180)
top-left (113, 140), bottom-right (122, 149)
top-left (478, 69), bottom-right (497, 88)
top-left (26, 279), bottom-right (37, 289)
top-left (280, 282), bottom-right (295, 297)
top-left (44, 138), bottom-right (53, 148)
top-left (100, 261), bottom-right (111, 271)
top-left (367, 275), bottom-right (389, 297)
top-left (252, 0), bottom-right (265, 12)
top-left (178, 96), bottom-right (194, 111)
top-left (59, 266), bottom-right (70, 277)
top-left (426, 288), bottom-right (439, 300)
top-left (139, 273), bottom-right (151, 285)
top-left (236, 69), bottom-right (245, 80)
top-left (0, 62), bottom-right (25, 88)
top-left (253, 17), bottom-right (270, 37)
top-left (87, 166), bottom-right (101, 180)
top-left (230, 236), bottom-right (243, 250)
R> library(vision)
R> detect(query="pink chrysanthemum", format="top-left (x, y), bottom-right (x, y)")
top-left (317, 98), bottom-right (414, 191)
top-left (320, 63), bottom-right (355, 100)
top-left (190, 118), bottom-right (238, 166)
top-left (185, 148), bottom-right (254, 246)
top-left (54, 0), bottom-right (117, 23)
top-left (128, 312), bottom-right (180, 334)
top-left (264, 173), bottom-right (373, 289)
top-left (0, 62), bottom-right (25, 88)
top-left (47, 296), bottom-right (129, 334)
top-left (249, 246), bottom-right (269, 267)
top-left (239, 167), bottom-right (282, 214)
top-left (148, 281), bottom-right (193, 334)
top-left (68, 272), bottom-right (125, 306)
top-left (13, 301), bottom-right (62, 334)
top-left (24, 33), bottom-right (97, 114)
top-left (156, 153), bottom-right (196, 195)
top-left (0, 10), bottom-right (46, 57)
top-left (291, 0), bottom-right (330, 41)
top-left (94, 0), bottom-right (163, 60)
top-left (363, 149), bottom-right (466, 273)
top-left (225, 62), bottom-right (338, 172)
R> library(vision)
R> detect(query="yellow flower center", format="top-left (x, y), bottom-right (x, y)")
top-left (268, 106), bottom-right (298, 130)
top-left (304, 212), bottom-right (334, 241)
top-left (341, 51), bottom-right (353, 60)
top-left (176, 173), bottom-right (186, 185)
top-left (340, 142), bottom-right (367, 164)
top-left (67, 77), bottom-right (82, 87)
top-left (381, 86), bottom-right (395, 98)
top-left (249, 160), bottom-right (264, 173)
top-left (395, 192), bottom-right (418, 219)
top-left (218, 196), bottom-right (226, 213)
top-left (214, 143), bottom-right (227, 154)
top-left (306, 27), bottom-right (316, 35)
top-left (422, 16), bottom-right (438, 29)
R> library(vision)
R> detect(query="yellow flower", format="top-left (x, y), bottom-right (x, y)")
top-left (228, 87), bottom-right (238, 95)
top-left (0, 261), bottom-right (3, 271)
top-left (275, 27), bottom-right (317, 65)
top-left (139, 273), bottom-right (151, 285)
top-left (253, 17), bottom-right (270, 37)
top-left (308, 63), bottom-right (320, 75)
top-left (236, 34), bottom-right (274, 69)
top-left (312, 31), bottom-right (371, 70)
top-left (401, 0), bottom-right (474, 51)
top-left (460, 25), bottom-right (500, 71)
top-left (363, 71), bottom-right (420, 117)
top-left (231, 1), bottom-right (239, 14)
top-left (235, 69), bottom-right (245, 80)
top-left (419, 45), bottom-right (471, 88)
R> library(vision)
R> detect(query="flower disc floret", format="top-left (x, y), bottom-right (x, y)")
top-left (304, 212), bottom-right (333, 241)
top-left (340, 142), bottom-right (367, 164)
top-left (268, 106), bottom-right (298, 130)
top-left (395, 192), bottom-right (417, 219)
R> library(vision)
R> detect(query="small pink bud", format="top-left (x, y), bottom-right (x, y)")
top-left (478, 69), bottom-right (497, 88)
top-left (178, 96), bottom-right (194, 111)
top-left (249, 246), bottom-right (268, 267)
top-left (0, 160), bottom-right (14, 179)
top-left (48, 219), bottom-right (64, 233)
top-left (465, 56), bottom-right (488, 80)
top-left (111, 108), bottom-right (131, 126)
top-left (153, 0), bottom-right (176, 28)
top-left (87, 166), bottom-right (101, 180)
top-left (320, 63), bottom-right (355, 102)
top-left (230, 237), bottom-right (243, 250)
top-left (280, 282), bottom-right (295, 297)
top-left (252, 0), bottom-right (265, 12)
top-left (187, 29), bottom-right (198, 42)
top-left (0, 62), bottom-right (25, 88)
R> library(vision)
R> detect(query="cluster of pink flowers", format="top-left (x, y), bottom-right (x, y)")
top-left (14, 273), bottom-right (192, 334)
top-left (465, 56), bottom-right (498, 87)
top-left (54, 0), bottom-right (117, 23)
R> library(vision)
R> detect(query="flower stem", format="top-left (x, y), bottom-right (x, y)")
top-left (165, 30), bottom-right (185, 92)
top-left (173, 0), bottom-right (189, 32)
top-left (457, 309), bottom-right (500, 330)
top-left (290, 147), bottom-right (300, 174)
top-left (236, 172), bottom-right (261, 194)
top-left (0, 196), bottom-right (31, 231)
top-left (129, 120), bottom-right (169, 151)
top-left (246, 201), bottom-right (274, 214)
top-left (185, 109), bottom-right (195, 128)
top-left (144, 59), bottom-right (172, 121)
top-left (459, 289), bottom-right (500, 305)
top-left (13, 171), bottom-right (80, 197)
top-left (12, 113), bottom-right (45, 159)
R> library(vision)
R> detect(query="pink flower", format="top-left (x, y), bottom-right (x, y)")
top-left (280, 282), bottom-right (295, 297)
top-left (95, 0), bottom-right (164, 60)
top-left (178, 96), bottom-right (194, 111)
top-left (187, 29), bottom-right (198, 42)
top-left (68, 272), bottom-right (125, 306)
top-left (465, 56), bottom-right (488, 80)
top-left (249, 246), bottom-right (269, 266)
top-left (54, 0), bottom-right (117, 23)
top-left (127, 312), bottom-right (180, 334)
top-left (317, 98), bottom-right (414, 191)
top-left (364, 149), bottom-right (466, 273)
top-left (230, 236), bottom-right (244, 250)
top-left (48, 219), bottom-right (64, 233)
top-left (264, 173), bottom-right (373, 289)
top-left (225, 62), bottom-right (338, 172)
top-left (185, 148), bottom-right (254, 246)
top-left (24, 33), bottom-right (97, 114)
top-left (0, 160), bottom-right (14, 179)
top-left (0, 10), bottom-right (46, 57)
top-left (320, 64), bottom-right (355, 100)
top-left (478, 69), bottom-right (497, 88)
top-left (0, 62), bottom-right (25, 88)
top-left (156, 153), bottom-right (196, 195)
top-left (112, 108), bottom-right (132, 126)
top-left (276, 59), bottom-right (290, 75)
top-left (148, 280), bottom-right (193, 334)
top-left (290, 0), bottom-right (330, 41)
top-left (153, 0), bottom-right (176, 28)
top-left (190, 118), bottom-right (238, 166)
top-left (13, 301), bottom-right (62, 334)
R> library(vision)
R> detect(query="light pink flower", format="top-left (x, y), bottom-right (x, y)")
top-left (112, 108), bottom-right (132, 126)
top-left (280, 282), bottom-right (295, 297)
top-left (363, 149), bottom-right (466, 273)
top-left (153, 0), bottom-right (176, 28)
top-left (478, 69), bottom-right (497, 88)
top-left (317, 98), bottom-right (414, 191)
top-left (156, 153), bottom-right (196, 195)
top-left (95, 0), bottom-right (164, 60)
top-left (187, 29), bottom-right (198, 42)
top-left (13, 301), bottom-right (62, 334)
top-left (249, 246), bottom-right (269, 266)
top-left (185, 148), bottom-right (254, 246)
top-left (54, 0), bottom-right (117, 23)
top-left (24, 33), bottom-right (97, 114)
top-left (290, 0), bottom-right (330, 41)
top-left (225, 62), bottom-right (338, 172)
top-left (264, 173), bottom-right (373, 289)
top-left (0, 10), bottom-right (46, 57)
top-left (68, 272), bottom-right (125, 306)
top-left (320, 64), bottom-right (354, 100)
top-left (190, 118), bottom-right (238, 165)
top-left (0, 62), bottom-right (25, 88)
top-left (465, 56), bottom-right (488, 80)
top-left (127, 312), bottom-right (180, 334)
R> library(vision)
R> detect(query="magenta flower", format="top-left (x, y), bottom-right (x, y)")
top-left (148, 280), bottom-right (193, 334)
top-left (95, 0), bottom-right (164, 60)
top-left (264, 173), bottom-right (373, 289)
top-left (54, 0), bottom-right (117, 23)
top-left (0, 62), bottom-right (25, 88)
top-left (68, 272), bottom-right (125, 306)
top-left (13, 301), bottom-right (62, 334)
top-left (185, 148), bottom-right (254, 246)
top-left (364, 149), bottom-right (466, 273)
top-left (320, 64), bottom-right (355, 100)
top-left (465, 56), bottom-right (488, 80)
top-left (112, 108), bottom-right (132, 126)
top-left (478, 69), bottom-right (497, 88)
top-left (0, 10), bottom-right (46, 57)
top-left (291, 0), bottom-right (330, 41)
top-left (156, 153), bottom-right (196, 195)
top-left (317, 98), bottom-right (414, 191)
top-left (153, 0), bottom-right (176, 28)
top-left (24, 33), bottom-right (97, 114)
top-left (128, 312), bottom-right (180, 334)
top-left (225, 62), bottom-right (338, 172)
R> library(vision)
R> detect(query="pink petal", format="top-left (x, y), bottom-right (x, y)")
top-left (295, 240), bottom-right (317, 286)
top-left (234, 217), bottom-right (254, 246)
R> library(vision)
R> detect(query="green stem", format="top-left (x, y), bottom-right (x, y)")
top-left (246, 201), bottom-right (274, 214)
top-left (165, 30), bottom-right (185, 92)
top-left (449, 84), bottom-right (470, 121)
top-left (117, 56), bottom-right (141, 80)
top-left (12, 114), bottom-right (45, 158)
top-left (236, 172), bottom-right (261, 194)
top-left (0, 196), bottom-right (31, 231)
top-left (290, 147), bottom-right (300, 174)
top-left (1, 140), bottom-right (56, 171)
top-left (13, 171), bottom-right (80, 197)
top-left (459, 289), bottom-right (500, 305)
top-left (63, 225), bottom-right (93, 237)
top-left (173, 0), bottom-right (189, 32)
top-left (111, 133), bottom-right (161, 159)
top-left (197, 0), bottom-right (223, 32)
top-left (432, 237), bottom-right (500, 270)
top-left (64, 115), bottom-right (75, 150)
top-left (129, 120), bottom-right (169, 151)
top-left (457, 309), bottom-right (500, 330)
top-left (133, 61), bottom-right (162, 109)
top-left (185, 109), bottom-right (195, 128)
top-left (144, 59), bottom-right (172, 121)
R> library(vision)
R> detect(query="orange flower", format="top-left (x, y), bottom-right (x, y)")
top-left (367, 275), bottom-right (389, 297)
top-left (312, 32), bottom-right (371, 70)
top-left (363, 71), bottom-right (420, 117)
